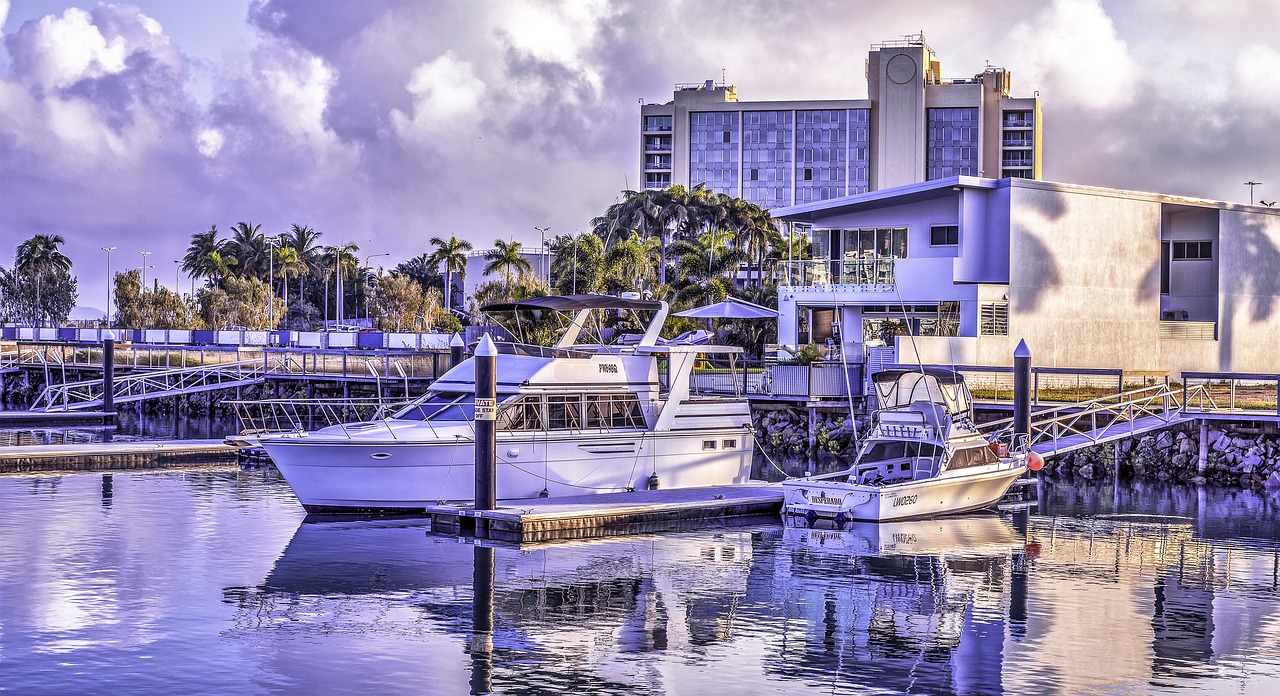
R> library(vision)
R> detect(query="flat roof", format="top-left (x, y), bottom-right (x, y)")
top-left (772, 176), bottom-right (1280, 223)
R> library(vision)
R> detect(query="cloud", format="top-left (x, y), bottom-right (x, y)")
top-left (1005, 0), bottom-right (1137, 111)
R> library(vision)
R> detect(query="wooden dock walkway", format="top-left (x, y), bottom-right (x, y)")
top-left (0, 439), bottom-right (238, 474)
top-left (427, 482), bottom-right (784, 542)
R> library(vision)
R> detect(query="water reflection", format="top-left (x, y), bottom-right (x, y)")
top-left (3, 473), bottom-right (1279, 695)
top-left (0, 410), bottom-right (239, 447)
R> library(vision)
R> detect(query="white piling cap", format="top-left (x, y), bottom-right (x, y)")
top-left (475, 333), bottom-right (498, 357)
top-left (103, 330), bottom-right (117, 341)
top-left (450, 332), bottom-right (464, 347)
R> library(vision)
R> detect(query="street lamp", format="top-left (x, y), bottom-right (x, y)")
top-left (139, 250), bottom-right (152, 288)
top-left (267, 238), bottom-right (277, 328)
top-left (364, 252), bottom-right (390, 324)
top-left (101, 246), bottom-right (116, 327)
top-left (173, 260), bottom-right (181, 294)
top-left (534, 226), bottom-right (551, 286)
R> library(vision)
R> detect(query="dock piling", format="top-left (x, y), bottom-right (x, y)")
top-left (450, 332), bottom-right (465, 368)
top-left (1014, 339), bottom-right (1031, 448)
top-left (474, 334), bottom-right (498, 525)
top-left (102, 335), bottom-right (115, 419)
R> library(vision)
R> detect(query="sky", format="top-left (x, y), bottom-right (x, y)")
top-left (2, 0), bottom-right (1278, 314)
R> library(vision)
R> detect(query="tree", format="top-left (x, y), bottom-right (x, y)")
top-left (281, 224), bottom-right (323, 319)
top-left (393, 253), bottom-right (446, 295)
top-left (196, 276), bottom-right (284, 330)
top-left (602, 237), bottom-right (651, 295)
top-left (482, 239), bottom-right (533, 290)
top-left (275, 246), bottom-right (307, 325)
top-left (204, 250), bottom-right (238, 285)
top-left (0, 265), bottom-right (76, 326)
top-left (368, 273), bottom-right (429, 332)
top-left (228, 221), bottom-right (267, 279)
top-left (669, 229), bottom-right (744, 306)
top-left (15, 234), bottom-right (72, 326)
top-left (428, 235), bottom-right (472, 314)
top-left (550, 233), bottom-right (604, 295)
top-left (181, 225), bottom-right (226, 290)
top-left (113, 269), bottom-right (197, 328)
top-left (321, 242), bottom-right (360, 324)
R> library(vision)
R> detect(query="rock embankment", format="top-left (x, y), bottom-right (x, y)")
top-left (1046, 423), bottom-right (1280, 489)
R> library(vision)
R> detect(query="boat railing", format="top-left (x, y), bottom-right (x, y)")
top-left (228, 397), bottom-right (417, 438)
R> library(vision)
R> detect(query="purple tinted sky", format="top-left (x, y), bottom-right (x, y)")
top-left (2, 0), bottom-right (1278, 313)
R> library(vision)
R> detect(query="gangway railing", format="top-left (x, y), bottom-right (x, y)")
top-left (979, 382), bottom-right (1216, 454)
top-left (32, 358), bottom-right (273, 412)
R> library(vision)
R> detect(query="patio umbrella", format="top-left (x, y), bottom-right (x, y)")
top-left (674, 297), bottom-right (778, 319)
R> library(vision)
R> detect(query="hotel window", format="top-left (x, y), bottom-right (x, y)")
top-left (980, 303), bottom-right (1009, 336)
top-left (930, 225), bottom-right (959, 246)
top-left (644, 172), bottom-right (671, 189)
top-left (644, 115), bottom-right (672, 132)
top-left (1172, 241), bottom-right (1212, 260)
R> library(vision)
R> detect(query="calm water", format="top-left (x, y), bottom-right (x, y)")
top-left (1, 472), bottom-right (1278, 695)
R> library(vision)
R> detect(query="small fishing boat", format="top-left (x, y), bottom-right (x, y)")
top-left (782, 368), bottom-right (1040, 524)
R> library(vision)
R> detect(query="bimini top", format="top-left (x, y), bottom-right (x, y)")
top-left (481, 293), bottom-right (665, 313)
top-left (872, 369), bottom-right (972, 416)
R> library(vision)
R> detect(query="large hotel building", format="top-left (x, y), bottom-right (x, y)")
top-left (639, 35), bottom-right (1042, 208)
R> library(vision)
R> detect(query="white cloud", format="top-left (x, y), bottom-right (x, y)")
top-left (390, 51), bottom-right (487, 141)
top-left (1005, 0), bottom-right (1137, 110)
top-left (250, 38), bottom-right (339, 150)
top-left (12, 7), bottom-right (129, 88)
top-left (1235, 44), bottom-right (1280, 111)
top-left (196, 127), bottom-right (224, 157)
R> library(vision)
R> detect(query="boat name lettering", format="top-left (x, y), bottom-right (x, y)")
top-left (810, 494), bottom-right (843, 506)
top-left (599, 364), bottom-right (619, 373)
top-left (892, 495), bottom-right (918, 507)
top-left (892, 533), bottom-right (917, 543)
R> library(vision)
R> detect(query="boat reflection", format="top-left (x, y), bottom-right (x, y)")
top-left (764, 514), bottom-right (1030, 695)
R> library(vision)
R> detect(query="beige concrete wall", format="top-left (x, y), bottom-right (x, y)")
top-left (1210, 208), bottom-right (1280, 372)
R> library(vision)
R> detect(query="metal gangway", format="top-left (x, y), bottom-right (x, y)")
top-left (978, 382), bottom-right (1224, 457)
top-left (32, 359), bottom-right (271, 412)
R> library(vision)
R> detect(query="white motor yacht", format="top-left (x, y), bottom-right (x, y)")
top-left (782, 369), bottom-right (1036, 524)
top-left (259, 294), bottom-right (755, 512)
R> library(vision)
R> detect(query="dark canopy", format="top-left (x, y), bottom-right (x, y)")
top-left (480, 293), bottom-right (664, 313)
top-left (871, 368), bottom-right (967, 385)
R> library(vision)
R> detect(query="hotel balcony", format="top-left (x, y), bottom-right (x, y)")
top-left (775, 258), bottom-right (896, 288)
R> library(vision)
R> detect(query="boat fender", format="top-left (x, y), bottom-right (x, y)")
top-left (1027, 450), bottom-right (1044, 471)
top-left (647, 472), bottom-right (660, 490)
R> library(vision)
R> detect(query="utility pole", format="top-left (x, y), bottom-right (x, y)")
top-left (139, 250), bottom-right (152, 288)
top-left (101, 246), bottom-right (116, 327)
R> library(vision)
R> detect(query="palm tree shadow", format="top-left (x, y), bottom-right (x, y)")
top-left (1219, 213), bottom-right (1280, 368)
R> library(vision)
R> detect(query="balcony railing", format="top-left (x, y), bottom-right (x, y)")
top-left (1158, 320), bottom-right (1217, 340)
top-left (775, 258), bottom-right (896, 287)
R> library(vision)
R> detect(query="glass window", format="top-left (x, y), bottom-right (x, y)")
top-left (1172, 241), bottom-right (1212, 260)
top-left (926, 107), bottom-right (979, 180)
top-left (644, 115), bottom-right (672, 132)
top-left (497, 395), bottom-right (544, 431)
top-left (947, 445), bottom-right (999, 470)
top-left (547, 395), bottom-right (582, 430)
top-left (931, 225), bottom-right (959, 246)
top-left (394, 392), bottom-right (477, 421)
top-left (689, 111), bottom-right (739, 195)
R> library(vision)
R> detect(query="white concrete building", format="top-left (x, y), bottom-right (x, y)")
top-left (640, 34), bottom-right (1041, 208)
top-left (772, 177), bottom-right (1280, 376)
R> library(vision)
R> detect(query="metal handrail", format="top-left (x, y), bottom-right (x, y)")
top-left (979, 383), bottom-right (1218, 451)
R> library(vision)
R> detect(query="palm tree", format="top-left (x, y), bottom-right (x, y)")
top-left (322, 242), bottom-right (360, 323)
top-left (228, 222), bottom-right (266, 279)
top-left (275, 246), bottom-right (307, 319)
top-left (482, 239), bottom-right (532, 290)
top-left (428, 235), bottom-right (473, 313)
top-left (15, 233), bottom-right (72, 326)
top-left (181, 225), bottom-right (225, 290)
top-left (603, 237), bottom-right (651, 293)
top-left (281, 224), bottom-right (323, 315)
top-left (204, 249), bottom-right (238, 285)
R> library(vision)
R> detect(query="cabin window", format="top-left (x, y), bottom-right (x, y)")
top-left (947, 445), bottom-right (999, 470)
top-left (582, 394), bottom-right (645, 430)
top-left (723, 439), bottom-right (737, 449)
top-left (393, 392), bottom-right (476, 422)
top-left (497, 396), bottom-right (544, 431)
top-left (703, 440), bottom-right (718, 450)
top-left (547, 395), bottom-right (582, 430)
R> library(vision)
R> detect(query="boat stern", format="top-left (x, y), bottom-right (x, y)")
top-left (782, 478), bottom-right (880, 521)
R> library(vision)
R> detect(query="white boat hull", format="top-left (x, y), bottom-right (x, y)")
top-left (782, 463), bottom-right (1027, 523)
top-left (262, 427), bottom-right (754, 511)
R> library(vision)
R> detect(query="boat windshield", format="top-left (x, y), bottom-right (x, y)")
top-left (393, 392), bottom-right (477, 422)
top-left (860, 440), bottom-right (944, 462)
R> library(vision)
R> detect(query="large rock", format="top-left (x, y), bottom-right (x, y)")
top-left (1266, 472), bottom-right (1280, 489)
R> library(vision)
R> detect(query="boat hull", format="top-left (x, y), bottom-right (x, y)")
top-left (781, 464), bottom-right (1027, 523)
top-left (262, 428), bottom-right (754, 511)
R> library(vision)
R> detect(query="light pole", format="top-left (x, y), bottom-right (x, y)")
top-left (139, 250), bottom-right (152, 289)
top-left (1245, 181), bottom-right (1262, 205)
top-left (364, 252), bottom-right (390, 324)
top-left (173, 260), bottom-right (180, 294)
top-left (101, 246), bottom-right (116, 327)
top-left (267, 238), bottom-right (277, 328)
top-left (534, 226), bottom-right (550, 286)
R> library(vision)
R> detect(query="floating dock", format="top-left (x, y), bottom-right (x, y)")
top-left (0, 440), bottom-right (238, 474)
top-left (426, 482), bottom-right (784, 542)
